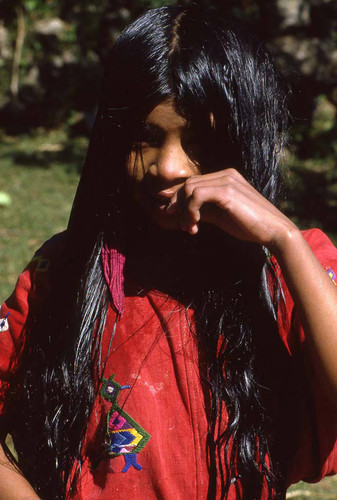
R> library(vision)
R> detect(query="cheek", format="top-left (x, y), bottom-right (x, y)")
top-left (125, 152), bottom-right (180, 230)
top-left (126, 150), bottom-right (147, 183)
top-left (126, 151), bottom-right (147, 207)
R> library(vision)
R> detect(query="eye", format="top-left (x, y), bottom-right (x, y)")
top-left (135, 123), bottom-right (163, 148)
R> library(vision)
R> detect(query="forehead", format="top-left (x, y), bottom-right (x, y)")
top-left (146, 99), bottom-right (187, 131)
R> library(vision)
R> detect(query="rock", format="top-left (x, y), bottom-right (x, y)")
top-left (118, 8), bottom-right (131, 22)
top-left (311, 95), bottom-right (336, 133)
top-left (275, 0), bottom-right (310, 29)
top-left (329, 87), bottom-right (337, 107)
top-left (51, 50), bottom-right (77, 68)
top-left (271, 36), bottom-right (337, 83)
top-left (23, 66), bottom-right (39, 87)
top-left (62, 50), bottom-right (77, 65)
top-left (34, 18), bottom-right (66, 37)
top-left (0, 22), bottom-right (12, 60)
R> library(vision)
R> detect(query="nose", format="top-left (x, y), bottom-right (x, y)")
top-left (149, 142), bottom-right (195, 183)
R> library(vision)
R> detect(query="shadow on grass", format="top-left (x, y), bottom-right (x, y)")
top-left (4, 142), bottom-right (86, 174)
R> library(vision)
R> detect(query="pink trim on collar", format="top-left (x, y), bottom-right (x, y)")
top-left (101, 245), bottom-right (125, 315)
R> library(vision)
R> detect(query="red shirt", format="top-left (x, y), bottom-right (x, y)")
top-left (1, 228), bottom-right (337, 499)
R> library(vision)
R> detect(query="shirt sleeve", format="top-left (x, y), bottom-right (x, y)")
top-left (273, 228), bottom-right (337, 486)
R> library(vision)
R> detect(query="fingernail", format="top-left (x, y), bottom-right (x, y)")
top-left (166, 202), bottom-right (176, 214)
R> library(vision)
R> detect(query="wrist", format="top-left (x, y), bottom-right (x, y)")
top-left (268, 222), bottom-right (303, 260)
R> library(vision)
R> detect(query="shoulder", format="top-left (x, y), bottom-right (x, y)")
top-left (271, 228), bottom-right (337, 354)
top-left (0, 233), bottom-right (66, 380)
top-left (9, 231), bottom-right (66, 298)
top-left (0, 231), bottom-right (68, 336)
top-left (31, 231), bottom-right (68, 264)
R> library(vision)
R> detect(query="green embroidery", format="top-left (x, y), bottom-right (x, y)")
top-left (100, 375), bottom-right (151, 472)
top-left (30, 255), bottom-right (50, 272)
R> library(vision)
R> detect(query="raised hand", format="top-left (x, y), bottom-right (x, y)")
top-left (168, 168), bottom-right (297, 252)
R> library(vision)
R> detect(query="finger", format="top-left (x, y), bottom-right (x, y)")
top-left (179, 185), bottom-right (224, 234)
top-left (171, 181), bottom-right (238, 233)
top-left (183, 168), bottom-right (248, 189)
top-left (167, 168), bottom-right (249, 213)
top-left (180, 199), bottom-right (201, 234)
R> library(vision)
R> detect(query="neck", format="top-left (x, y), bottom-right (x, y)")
top-left (123, 213), bottom-right (250, 300)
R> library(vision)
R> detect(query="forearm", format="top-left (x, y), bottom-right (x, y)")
top-left (0, 444), bottom-right (40, 500)
top-left (171, 168), bottom-right (337, 402)
top-left (272, 227), bottom-right (337, 404)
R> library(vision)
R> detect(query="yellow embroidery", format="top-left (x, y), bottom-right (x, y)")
top-left (30, 255), bottom-right (50, 273)
top-left (327, 267), bottom-right (336, 286)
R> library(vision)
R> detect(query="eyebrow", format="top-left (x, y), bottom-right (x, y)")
top-left (142, 121), bottom-right (161, 131)
top-left (143, 119), bottom-right (190, 134)
top-left (140, 122), bottom-right (165, 138)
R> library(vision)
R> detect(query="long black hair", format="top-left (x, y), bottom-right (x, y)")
top-left (1, 5), bottom-right (299, 499)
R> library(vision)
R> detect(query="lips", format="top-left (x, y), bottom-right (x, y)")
top-left (132, 184), bottom-right (183, 230)
top-left (139, 182), bottom-right (182, 214)
top-left (154, 187), bottom-right (181, 210)
top-left (153, 194), bottom-right (171, 210)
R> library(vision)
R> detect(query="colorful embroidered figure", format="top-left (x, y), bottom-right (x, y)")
top-left (327, 267), bottom-right (336, 286)
top-left (100, 375), bottom-right (151, 473)
top-left (0, 312), bottom-right (9, 333)
top-left (30, 255), bottom-right (50, 273)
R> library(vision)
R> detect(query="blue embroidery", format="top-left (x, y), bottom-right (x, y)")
top-left (100, 375), bottom-right (151, 473)
top-left (0, 312), bottom-right (9, 332)
top-left (122, 453), bottom-right (143, 472)
top-left (327, 267), bottom-right (336, 286)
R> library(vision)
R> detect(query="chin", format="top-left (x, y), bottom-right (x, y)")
top-left (151, 211), bottom-right (180, 231)
top-left (130, 195), bottom-right (181, 231)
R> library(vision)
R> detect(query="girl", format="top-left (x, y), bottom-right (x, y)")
top-left (0, 5), bottom-right (337, 500)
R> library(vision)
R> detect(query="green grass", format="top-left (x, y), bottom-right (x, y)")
top-left (287, 476), bottom-right (337, 499)
top-left (0, 130), bottom-right (84, 301)
top-left (1, 131), bottom-right (337, 301)
top-left (1, 131), bottom-right (337, 496)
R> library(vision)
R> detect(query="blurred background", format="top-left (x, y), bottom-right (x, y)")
top-left (0, 1), bottom-right (337, 497)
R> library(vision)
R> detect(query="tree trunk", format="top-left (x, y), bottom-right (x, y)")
top-left (10, 5), bottom-right (26, 102)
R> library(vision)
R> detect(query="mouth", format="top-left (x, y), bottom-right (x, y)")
top-left (153, 194), bottom-right (171, 210)
top-left (132, 184), bottom-right (183, 230)
top-left (135, 181), bottom-right (182, 218)
top-left (148, 197), bottom-right (169, 212)
top-left (147, 188), bottom-right (178, 211)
